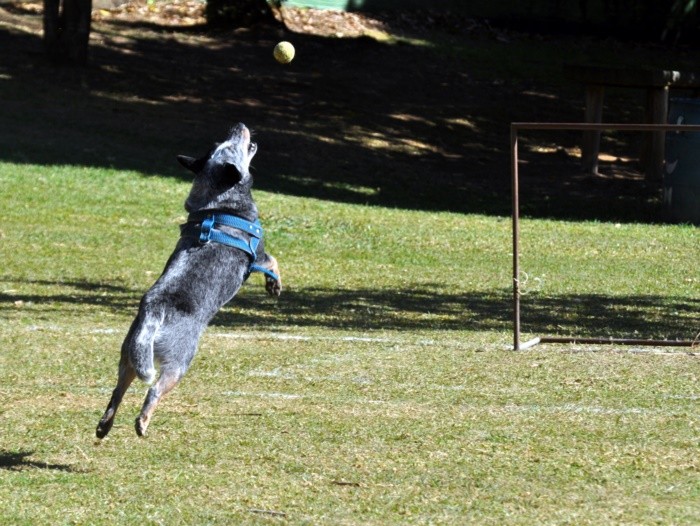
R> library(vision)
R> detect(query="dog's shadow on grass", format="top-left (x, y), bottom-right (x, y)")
top-left (0, 450), bottom-right (79, 473)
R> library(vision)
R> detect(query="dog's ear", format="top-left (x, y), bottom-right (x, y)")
top-left (223, 162), bottom-right (243, 183)
top-left (177, 155), bottom-right (207, 174)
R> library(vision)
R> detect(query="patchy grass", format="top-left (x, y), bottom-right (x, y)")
top-left (0, 162), bottom-right (698, 525)
top-left (1, 4), bottom-right (699, 523)
top-left (519, 219), bottom-right (699, 340)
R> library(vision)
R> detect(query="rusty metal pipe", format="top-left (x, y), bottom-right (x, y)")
top-left (512, 122), bottom-right (700, 132)
top-left (540, 337), bottom-right (697, 347)
top-left (511, 125), bottom-right (521, 351)
top-left (510, 122), bottom-right (699, 351)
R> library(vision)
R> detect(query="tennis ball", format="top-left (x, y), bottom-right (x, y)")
top-left (273, 41), bottom-right (295, 64)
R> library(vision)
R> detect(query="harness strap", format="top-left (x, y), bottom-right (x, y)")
top-left (180, 211), bottom-right (279, 282)
top-left (188, 211), bottom-right (264, 238)
top-left (250, 264), bottom-right (281, 282)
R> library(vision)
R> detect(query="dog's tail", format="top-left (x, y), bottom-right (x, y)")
top-left (124, 310), bottom-right (163, 385)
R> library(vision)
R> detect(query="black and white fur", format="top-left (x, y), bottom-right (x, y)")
top-left (96, 123), bottom-right (281, 438)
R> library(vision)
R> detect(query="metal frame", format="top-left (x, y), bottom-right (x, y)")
top-left (511, 122), bottom-right (700, 351)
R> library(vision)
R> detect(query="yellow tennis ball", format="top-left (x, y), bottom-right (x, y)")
top-left (273, 41), bottom-right (295, 64)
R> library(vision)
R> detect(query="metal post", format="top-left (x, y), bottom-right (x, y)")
top-left (510, 122), bottom-right (700, 351)
top-left (540, 337), bottom-right (697, 347)
top-left (511, 125), bottom-right (521, 351)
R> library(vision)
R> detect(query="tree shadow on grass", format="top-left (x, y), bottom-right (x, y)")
top-left (1, 5), bottom-right (676, 223)
top-left (520, 293), bottom-right (700, 341)
top-left (216, 286), bottom-right (698, 341)
top-left (0, 450), bottom-right (81, 473)
top-left (1, 278), bottom-right (695, 340)
top-left (0, 278), bottom-right (141, 318)
top-left (0, 20), bottom-right (510, 215)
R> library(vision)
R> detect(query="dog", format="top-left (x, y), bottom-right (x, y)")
top-left (96, 123), bottom-right (281, 438)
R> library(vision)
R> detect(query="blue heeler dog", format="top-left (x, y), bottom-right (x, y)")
top-left (96, 123), bottom-right (281, 438)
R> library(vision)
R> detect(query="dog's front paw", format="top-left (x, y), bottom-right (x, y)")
top-left (265, 275), bottom-right (281, 297)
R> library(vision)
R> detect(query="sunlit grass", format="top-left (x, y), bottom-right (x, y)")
top-left (0, 162), bottom-right (698, 525)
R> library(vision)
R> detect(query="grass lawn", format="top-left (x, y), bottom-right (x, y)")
top-left (0, 163), bottom-right (698, 525)
top-left (1, 2), bottom-right (699, 524)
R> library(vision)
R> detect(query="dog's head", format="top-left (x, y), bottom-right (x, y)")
top-left (178, 123), bottom-right (258, 213)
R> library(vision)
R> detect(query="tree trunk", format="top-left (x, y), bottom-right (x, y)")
top-left (43, 0), bottom-right (92, 65)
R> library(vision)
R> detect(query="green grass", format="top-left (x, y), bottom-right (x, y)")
top-left (0, 162), bottom-right (698, 525)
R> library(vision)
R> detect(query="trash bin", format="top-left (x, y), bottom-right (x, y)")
top-left (664, 99), bottom-right (700, 225)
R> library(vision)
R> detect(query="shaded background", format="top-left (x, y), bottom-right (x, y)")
top-left (1, 0), bottom-right (699, 221)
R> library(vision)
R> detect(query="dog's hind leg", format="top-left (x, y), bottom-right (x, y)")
top-left (96, 354), bottom-right (137, 439)
top-left (134, 366), bottom-right (184, 437)
top-left (127, 309), bottom-right (163, 384)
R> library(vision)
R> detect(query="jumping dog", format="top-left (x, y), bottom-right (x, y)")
top-left (96, 123), bottom-right (281, 438)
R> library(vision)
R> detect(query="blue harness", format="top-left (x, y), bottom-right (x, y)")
top-left (181, 211), bottom-right (279, 282)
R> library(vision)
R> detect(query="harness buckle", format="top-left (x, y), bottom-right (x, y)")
top-left (199, 216), bottom-right (215, 243)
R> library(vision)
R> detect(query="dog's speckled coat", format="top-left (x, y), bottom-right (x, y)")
top-left (96, 123), bottom-right (281, 438)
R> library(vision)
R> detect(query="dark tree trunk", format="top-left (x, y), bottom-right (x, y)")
top-left (43, 0), bottom-right (92, 65)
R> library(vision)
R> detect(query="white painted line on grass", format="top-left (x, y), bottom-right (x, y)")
top-left (217, 393), bottom-right (691, 419)
top-left (212, 332), bottom-right (418, 344)
top-left (506, 403), bottom-right (650, 416)
top-left (223, 391), bottom-right (302, 400)
top-left (18, 324), bottom-right (698, 355)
